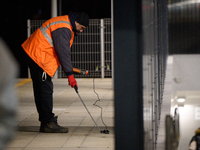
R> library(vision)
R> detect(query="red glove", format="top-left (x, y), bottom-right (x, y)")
top-left (68, 75), bottom-right (78, 88)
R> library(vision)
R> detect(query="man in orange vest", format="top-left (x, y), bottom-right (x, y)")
top-left (21, 12), bottom-right (89, 133)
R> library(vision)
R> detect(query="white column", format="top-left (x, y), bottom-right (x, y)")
top-left (27, 19), bottom-right (31, 78)
top-left (100, 19), bottom-right (105, 78)
top-left (51, 0), bottom-right (58, 78)
top-left (51, 0), bottom-right (57, 18)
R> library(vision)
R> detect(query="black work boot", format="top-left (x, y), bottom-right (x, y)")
top-left (40, 116), bottom-right (68, 133)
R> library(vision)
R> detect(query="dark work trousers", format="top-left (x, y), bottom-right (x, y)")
top-left (23, 50), bottom-right (55, 123)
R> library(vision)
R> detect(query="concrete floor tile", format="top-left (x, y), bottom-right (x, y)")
top-left (18, 121), bottom-right (40, 127)
top-left (71, 127), bottom-right (94, 135)
top-left (79, 117), bottom-right (99, 127)
top-left (61, 148), bottom-right (114, 150)
top-left (59, 117), bottom-right (84, 127)
top-left (5, 148), bottom-right (24, 150)
top-left (60, 112), bottom-right (88, 119)
top-left (7, 132), bottom-right (38, 148)
top-left (24, 148), bottom-right (61, 150)
top-left (96, 118), bottom-right (114, 127)
top-left (62, 135), bottom-right (86, 147)
top-left (26, 134), bottom-right (70, 148)
top-left (104, 106), bottom-right (114, 112)
top-left (81, 134), bottom-right (114, 148)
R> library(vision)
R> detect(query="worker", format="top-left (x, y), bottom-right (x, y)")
top-left (189, 128), bottom-right (200, 150)
top-left (21, 12), bottom-right (89, 133)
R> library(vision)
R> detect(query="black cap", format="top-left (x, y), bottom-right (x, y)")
top-left (75, 12), bottom-right (89, 27)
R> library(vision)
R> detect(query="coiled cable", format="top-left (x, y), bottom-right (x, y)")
top-left (92, 78), bottom-right (108, 130)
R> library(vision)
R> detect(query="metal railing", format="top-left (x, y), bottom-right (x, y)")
top-left (27, 18), bottom-right (112, 78)
top-left (142, 0), bottom-right (168, 149)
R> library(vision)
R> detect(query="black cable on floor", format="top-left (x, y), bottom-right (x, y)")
top-left (92, 78), bottom-right (108, 130)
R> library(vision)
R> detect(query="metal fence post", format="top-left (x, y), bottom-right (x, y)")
top-left (51, 0), bottom-right (58, 79)
top-left (111, 0), bottom-right (114, 88)
top-left (27, 19), bottom-right (31, 78)
top-left (100, 19), bottom-right (105, 78)
top-left (27, 19), bottom-right (31, 38)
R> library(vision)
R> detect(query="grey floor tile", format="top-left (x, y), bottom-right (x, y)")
top-left (62, 135), bottom-right (86, 148)
top-left (60, 148), bottom-right (114, 150)
top-left (26, 133), bottom-right (70, 148)
top-left (7, 132), bottom-right (38, 148)
top-left (81, 134), bottom-right (114, 148)
top-left (24, 148), bottom-right (61, 150)
top-left (5, 148), bottom-right (24, 150)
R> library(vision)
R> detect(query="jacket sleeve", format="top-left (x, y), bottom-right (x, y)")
top-left (52, 27), bottom-right (73, 76)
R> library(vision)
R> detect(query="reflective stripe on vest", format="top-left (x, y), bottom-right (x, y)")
top-left (39, 21), bottom-right (70, 47)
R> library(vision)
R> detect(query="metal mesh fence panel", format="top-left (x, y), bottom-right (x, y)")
top-left (104, 18), bottom-right (112, 77)
top-left (71, 19), bottom-right (101, 78)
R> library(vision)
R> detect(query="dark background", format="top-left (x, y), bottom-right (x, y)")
top-left (0, 0), bottom-right (111, 77)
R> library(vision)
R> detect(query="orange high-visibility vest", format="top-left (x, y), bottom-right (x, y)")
top-left (22, 15), bottom-right (74, 77)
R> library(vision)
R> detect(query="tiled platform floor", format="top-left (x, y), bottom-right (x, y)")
top-left (6, 78), bottom-right (114, 150)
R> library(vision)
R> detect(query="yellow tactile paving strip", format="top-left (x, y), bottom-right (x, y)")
top-left (15, 78), bottom-right (32, 88)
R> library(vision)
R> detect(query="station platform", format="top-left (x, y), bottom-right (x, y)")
top-left (6, 78), bottom-right (114, 150)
